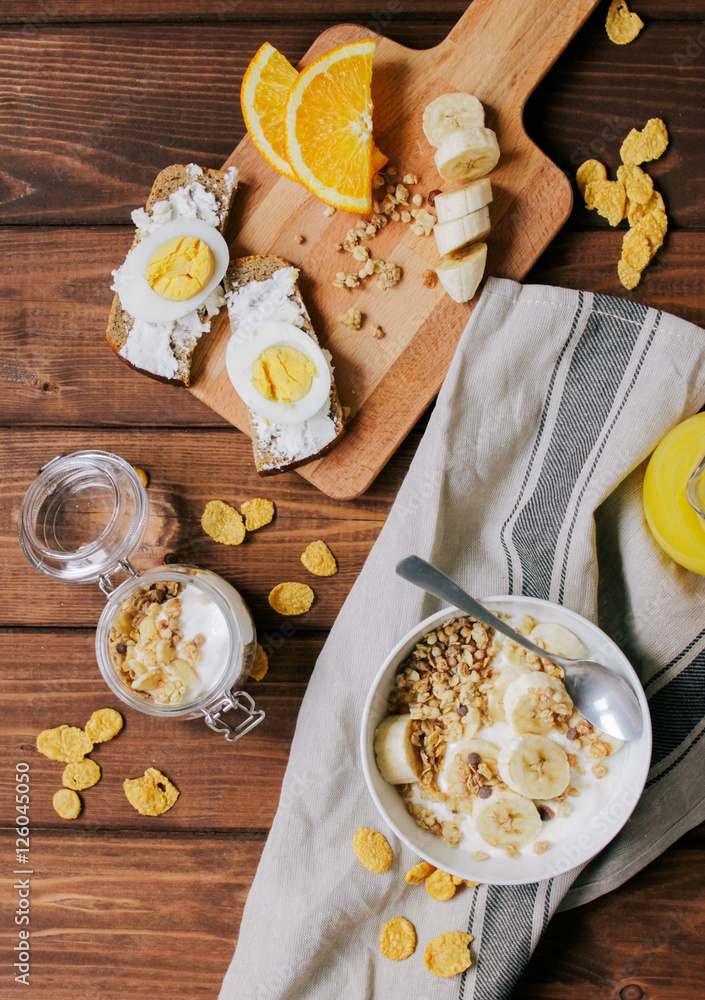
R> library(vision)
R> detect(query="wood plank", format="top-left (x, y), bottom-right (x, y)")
top-left (526, 228), bottom-right (705, 328)
top-left (0, 0), bottom-right (700, 22)
top-left (0, 426), bottom-right (416, 628)
top-left (1, 824), bottom-right (703, 1000)
top-left (0, 627), bottom-right (323, 831)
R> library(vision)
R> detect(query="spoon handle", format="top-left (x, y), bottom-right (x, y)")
top-left (395, 556), bottom-right (570, 668)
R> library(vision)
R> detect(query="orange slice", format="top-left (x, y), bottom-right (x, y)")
top-left (241, 42), bottom-right (298, 181)
top-left (285, 39), bottom-right (375, 213)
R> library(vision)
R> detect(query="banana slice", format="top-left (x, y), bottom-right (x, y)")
top-left (498, 735), bottom-right (570, 799)
top-left (503, 672), bottom-right (573, 735)
top-left (423, 92), bottom-right (485, 147)
top-left (434, 205), bottom-right (491, 256)
top-left (434, 127), bottom-right (500, 182)
top-left (486, 662), bottom-right (524, 722)
top-left (435, 242), bottom-right (487, 304)
top-left (529, 623), bottom-right (588, 661)
top-left (435, 178), bottom-right (493, 224)
top-left (374, 714), bottom-right (421, 784)
top-left (443, 737), bottom-right (499, 787)
top-left (473, 788), bottom-right (542, 850)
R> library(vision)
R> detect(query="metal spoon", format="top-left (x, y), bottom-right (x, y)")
top-left (395, 556), bottom-right (644, 742)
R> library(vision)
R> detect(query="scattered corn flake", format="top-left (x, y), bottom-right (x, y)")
top-left (620, 118), bottom-right (669, 165)
top-left (337, 307), bottom-right (363, 330)
top-left (62, 758), bottom-right (101, 791)
top-left (123, 767), bottom-right (179, 817)
top-left (628, 189), bottom-right (665, 227)
top-left (617, 163), bottom-right (654, 206)
top-left (37, 725), bottom-right (93, 763)
top-left (576, 159), bottom-right (607, 197)
top-left (133, 467), bottom-right (149, 488)
top-left (425, 869), bottom-right (456, 901)
top-left (53, 788), bottom-right (82, 820)
top-left (424, 931), bottom-right (474, 978)
top-left (240, 498), bottom-right (275, 532)
top-left (352, 827), bottom-right (392, 873)
top-left (617, 258), bottom-right (641, 290)
top-left (605, 0), bottom-right (644, 45)
top-left (300, 540), bottom-right (338, 577)
top-left (85, 708), bottom-right (124, 744)
top-left (268, 582), bottom-right (315, 616)
top-left (586, 179), bottom-right (627, 227)
top-left (201, 500), bottom-right (246, 545)
top-left (621, 230), bottom-right (651, 271)
top-left (405, 860), bottom-right (436, 884)
top-left (379, 917), bottom-right (416, 961)
top-left (249, 643), bottom-right (269, 681)
top-left (634, 207), bottom-right (668, 253)
top-left (451, 875), bottom-right (464, 885)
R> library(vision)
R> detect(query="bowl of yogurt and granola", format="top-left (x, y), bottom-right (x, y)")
top-left (360, 596), bottom-right (651, 885)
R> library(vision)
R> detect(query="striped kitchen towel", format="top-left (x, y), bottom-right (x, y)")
top-left (220, 278), bottom-right (705, 1000)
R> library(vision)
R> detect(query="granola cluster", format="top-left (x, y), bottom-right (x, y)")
top-left (109, 581), bottom-right (205, 705)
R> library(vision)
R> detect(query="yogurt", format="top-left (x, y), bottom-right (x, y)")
top-left (164, 583), bottom-right (230, 701)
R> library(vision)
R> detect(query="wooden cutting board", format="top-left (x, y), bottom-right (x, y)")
top-left (189, 0), bottom-right (601, 499)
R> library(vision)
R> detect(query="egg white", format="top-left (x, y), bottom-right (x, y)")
top-left (116, 218), bottom-right (229, 324)
top-left (226, 321), bottom-right (332, 425)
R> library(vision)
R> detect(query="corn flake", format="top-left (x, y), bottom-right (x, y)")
top-left (268, 582), bottom-right (314, 616)
top-left (53, 788), bottom-right (82, 820)
top-left (424, 931), bottom-right (474, 978)
top-left (133, 467), bottom-right (149, 488)
top-left (352, 827), bottom-right (392, 873)
top-left (576, 159), bottom-right (606, 197)
top-left (618, 259), bottom-right (641, 290)
top-left (620, 118), bottom-right (669, 165)
top-left (425, 869), bottom-right (456, 901)
top-left (123, 767), bottom-right (179, 817)
top-left (405, 860), bottom-right (436, 884)
top-left (62, 758), bottom-right (101, 791)
top-left (249, 643), bottom-right (269, 681)
top-left (586, 179), bottom-right (627, 227)
top-left (201, 500), bottom-right (246, 545)
top-left (379, 917), bottom-right (416, 961)
top-left (300, 540), bottom-right (338, 577)
top-left (85, 708), bottom-right (124, 744)
top-left (605, 0), bottom-right (643, 45)
top-left (621, 231), bottom-right (651, 271)
top-left (628, 189), bottom-right (665, 227)
top-left (634, 208), bottom-right (668, 254)
top-left (617, 164), bottom-right (654, 207)
top-left (37, 725), bottom-right (93, 763)
top-left (241, 498), bottom-right (275, 532)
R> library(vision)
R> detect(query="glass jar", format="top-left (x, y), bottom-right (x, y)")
top-left (18, 450), bottom-right (264, 741)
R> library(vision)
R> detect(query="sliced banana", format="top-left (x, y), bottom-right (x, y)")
top-left (498, 735), bottom-right (570, 799)
top-left (473, 788), bottom-right (542, 850)
top-left (374, 714), bottom-right (422, 784)
top-left (434, 126), bottom-right (500, 182)
top-left (434, 205), bottom-right (491, 256)
top-left (503, 672), bottom-right (573, 735)
top-left (486, 662), bottom-right (524, 722)
top-left (423, 92), bottom-right (485, 147)
top-left (529, 623), bottom-right (588, 660)
top-left (434, 178), bottom-right (493, 224)
top-left (435, 242), bottom-right (487, 304)
top-left (443, 737), bottom-right (499, 787)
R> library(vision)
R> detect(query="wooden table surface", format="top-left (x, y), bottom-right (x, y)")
top-left (2, 1), bottom-right (704, 997)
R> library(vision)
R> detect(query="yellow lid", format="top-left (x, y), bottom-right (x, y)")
top-left (643, 413), bottom-right (705, 575)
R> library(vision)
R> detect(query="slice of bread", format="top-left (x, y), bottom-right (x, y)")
top-left (224, 255), bottom-right (346, 476)
top-left (106, 163), bottom-right (237, 387)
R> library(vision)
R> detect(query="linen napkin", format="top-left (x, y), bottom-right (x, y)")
top-left (220, 278), bottom-right (705, 1000)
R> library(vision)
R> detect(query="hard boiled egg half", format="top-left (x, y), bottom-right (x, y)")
top-left (226, 321), bottom-right (331, 425)
top-left (116, 218), bottom-right (229, 324)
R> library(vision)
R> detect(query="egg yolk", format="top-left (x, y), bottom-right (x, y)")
top-left (145, 236), bottom-right (214, 301)
top-left (251, 346), bottom-right (315, 404)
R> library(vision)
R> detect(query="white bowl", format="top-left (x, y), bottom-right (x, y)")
top-left (360, 595), bottom-right (651, 886)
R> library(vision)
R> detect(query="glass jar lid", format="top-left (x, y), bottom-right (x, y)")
top-left (18, 451), bottom-right (149, 585)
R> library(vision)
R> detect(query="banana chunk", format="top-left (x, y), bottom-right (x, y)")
top-left (498, 735), bottom-right (570, 799)
top-left (423, 92), bottom-right (485, 147)
top-left (473, 788), bottom-right (542, 850)
top-left (503, 672), bottom-right (573, 735)
top-left (529, 623), bottom-right (587, 660)
top-left (435, 242), bottom-right (487, 304)
top-left (374, 714), bottom-right (422, 784)
top-left (434, 205), bottom-right (491, 256)
top-left (434, 127), bottom-right (500, 182)
top-left (434, 178), bottom-right (493, 224)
